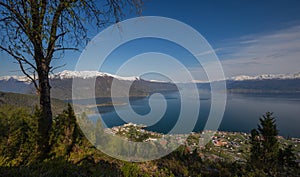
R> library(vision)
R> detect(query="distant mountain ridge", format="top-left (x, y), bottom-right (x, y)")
top-left (0, 70), bottom-right (177, 100)
top-left (1, 70), bottom-right (300, 83)
top-left (0, 91), bottom-right (68, 115)
top-left (50, 70), bottom-right (140, 81)
top-left (0, 70), bottom-right (140, 82)
top-left (228, 72), bottom-right (300, 81)
top-left (226, 79), bottom-right (300, 94)
top-left (1, 71), bottom-right (300, 98)
top-left (193, 72), bottom-right (300, 94)
top-left (225, 72), bottom-right (300, 93)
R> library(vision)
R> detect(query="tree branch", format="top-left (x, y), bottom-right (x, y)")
top-left (0, 1), bottom-right (31, 40)
top-left (0, 46), bottom-right (39, 91)
top-left (0, 45), bottom-right (38, 74)
top-left (50, 63), bottom-right (66, 74)
top-left (17, 59), bottom-right (39, 91)
top-left (54, 47), bottom-right (78, 52)
top-left (46, 1), bottom-right (68, 65)
top-left (0, 45), bottom-right (38, 90)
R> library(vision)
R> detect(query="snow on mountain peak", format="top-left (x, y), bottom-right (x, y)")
top-left (50, 70), bottom-right (140, 81)
top-left (0, 70), bottom-right (140, 82)
top-left (50, 70), bottom-right (106, 79)
top-left (229, 72), bottom-right (300, 81)
top-left (0, 75), bottom-right (32, 83)
top-left (2, 71), bottom-right (299, 83)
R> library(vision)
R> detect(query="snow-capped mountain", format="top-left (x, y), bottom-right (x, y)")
top-left (0, 75), bottom-right (32, 83)
top-left (0, 70), bottom-right (177, 99)
top-left (1, 71), bottom-right (300, 97)
top-left (0, 70), bottom-right (140, 82)
top-left (50, 70), bottom-right (140, 81)
top-left (2, 70), bottom-right (300, 83)
top-left (193, 72), bottom-right (300, 93)
top-left (229, 72), bottom-right (300, 81)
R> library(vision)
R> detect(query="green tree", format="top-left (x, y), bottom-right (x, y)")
top-left (278, 144), bottom-right (296, 168)
top-left (0, 0), bottom-right (143, 158)
top-left (0, 105), bottom-right (39, 165)
top-left (50, 104), bottom-right (82, 156)
top-left (121, 162), bottom-right (141, 177)
top-left (250, 112), bottom-right (279, 175)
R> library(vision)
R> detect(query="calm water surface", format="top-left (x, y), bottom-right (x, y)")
top-left (86, 91), bottom-right (300, 138)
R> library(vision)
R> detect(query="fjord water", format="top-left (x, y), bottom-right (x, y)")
top-left (91, 91), bottom-right (300, 138)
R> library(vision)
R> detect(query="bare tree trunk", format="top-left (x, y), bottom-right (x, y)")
top-left (37, 67), bottom-right (53, 158)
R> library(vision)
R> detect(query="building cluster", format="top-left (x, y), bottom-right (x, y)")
top-left (211, 131), bottom-right (248, 149)
top-left (105, 124), bottom-right (300, 163)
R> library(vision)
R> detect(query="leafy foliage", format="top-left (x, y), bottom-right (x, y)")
top-left (0, 105), bottom-right (38, 165)
top-left (50, 104), bottom-right (83, 157)
top-left (0, 91), bottom-right (67, 115)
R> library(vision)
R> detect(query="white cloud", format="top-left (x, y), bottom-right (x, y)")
top-left (216, 25), bottom-right (300, 77)
top-left (195, 48), bottom-right (221, 57)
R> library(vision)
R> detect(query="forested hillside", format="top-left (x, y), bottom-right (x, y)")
top-left (0, 97), bottom-right (299, 176)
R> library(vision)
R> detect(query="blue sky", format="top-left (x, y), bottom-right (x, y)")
top-left (1, 0), bottom-right (300, 80)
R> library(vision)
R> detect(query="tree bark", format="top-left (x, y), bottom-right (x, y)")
top-left (37, 66), bottom-right (53, 158)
